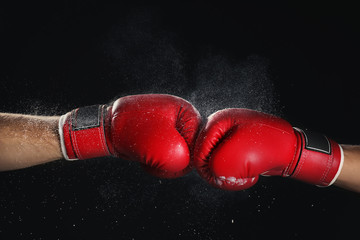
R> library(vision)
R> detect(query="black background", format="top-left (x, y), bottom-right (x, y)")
top-left (1, 1), bottom-right (360, 239)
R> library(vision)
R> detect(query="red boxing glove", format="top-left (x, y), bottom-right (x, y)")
top-left (59, 94), bottom-right (202, 178)
top-left (194, 108), bottom-right (344, 190)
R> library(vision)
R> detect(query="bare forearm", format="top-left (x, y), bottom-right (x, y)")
top-left (0, 113), bottom-right (62, 171)
top-left (334, 145), bottom-right (360, 192)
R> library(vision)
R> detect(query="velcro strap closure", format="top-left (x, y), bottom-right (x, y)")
top-left (302, 128), bottom-right (331, 154)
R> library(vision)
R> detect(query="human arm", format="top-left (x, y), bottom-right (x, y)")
top-left (0, 113), bottom-right (62, 171)
top-left (334, 145), bottom-right (360, 192)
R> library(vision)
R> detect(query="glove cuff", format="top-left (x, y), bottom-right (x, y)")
top-left (58, 105), bottom-right (111, 160)
top-left (287, 128), bottom-right (344, 186)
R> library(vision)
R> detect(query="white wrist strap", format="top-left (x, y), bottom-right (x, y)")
top-left (58, 113), bottom-right (76, 161)
top-left (328, 144), bottom-right (344, 186)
